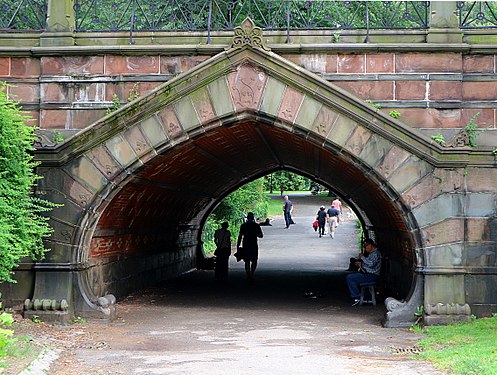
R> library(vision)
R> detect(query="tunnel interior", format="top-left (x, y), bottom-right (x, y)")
top-left (85, 117), bottom-right (418, 304)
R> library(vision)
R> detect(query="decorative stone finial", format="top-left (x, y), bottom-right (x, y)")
top-left (229, 17), bottom-right (270, 51)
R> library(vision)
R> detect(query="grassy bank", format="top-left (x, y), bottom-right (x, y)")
top-left (414, 314), bottom-right (497, 375)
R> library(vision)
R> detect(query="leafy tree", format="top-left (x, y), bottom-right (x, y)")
top-left (203, 179), bottom-right (268, 253)
top-left (0, 83), bottom-right (57, 283)
top-left (263, 171), bottom-right (310, 194)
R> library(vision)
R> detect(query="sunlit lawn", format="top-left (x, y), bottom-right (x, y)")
top-left (265, 190), bottom-right (333, 216)
top-left (414, 315), bottom-right (497, 375)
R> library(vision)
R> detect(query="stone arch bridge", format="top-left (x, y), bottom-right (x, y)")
top-left (1, 7), bottom-right (496, 328)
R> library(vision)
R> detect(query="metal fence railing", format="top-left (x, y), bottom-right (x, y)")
top-left (2, 1), bottom-right (497, 34)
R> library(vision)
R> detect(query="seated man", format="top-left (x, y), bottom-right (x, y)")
top-left (346, 239), bottom-right (381, 306)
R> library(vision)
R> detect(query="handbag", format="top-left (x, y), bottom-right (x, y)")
top-left (312, 220), bottom-right (318, 231)
top-left (233, 247), bottom-right (245, 262)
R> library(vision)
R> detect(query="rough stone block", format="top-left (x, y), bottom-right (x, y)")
top-left (375, 145), bottom-right (410, 179)
top-left (0, 57), bottom-right (9, 75)
top-left (139, 115), bottom-right (168, 148)
top-left (358, 134), bottom-right (393, 168)
top-left (190, 87), bottom-right (216, 125)
top-left (334, 80), bottom-right (394, 100)
top-left (41, 56), bottom-right (104, 75)
top-left (8, 83), bottom-right (39, 103)
top-left (326, 115), bottom-right (357, 147)
top-left (402, 168), bottom-right (464, 209)
top-left (366, 54), bottom-right (394, 73)
top-left (462, 81), bottom-right (497, 101)
top-left (64, 155), bottom-right (108, 193)
top-left (429, 81), bottom-right (462, 100)
top-left (466, 167), bottom-right (497, 193)
top-left (87, 144), bottom-right (123, 180)
top-left (278, 86), bottom-right (304, 124)
top-left (295, 96), bottom-right (322, 131)
top-left (396, 53), bottom-right (462, 73)
top-left (104, 55), bottom-right (159, 74)
top-left (157, 106), bottom-right (184, 138)
top-left (413, 193), bottom-right (464, 227)
top-left (337, 54), bottom-right (365, 73)
top-left (344, 125), bottom-right (373, 157)
top-left (11, 57), bottom-right (40, 77)
top-left (422, 218), bottom-right (464, 246)
top-left (467, 193), bottom-right (496, 217)
top-left (208, 77), bottom-right (235, 118)
top-left (423, 243), bottom-right (464, 267)
top-left (174, 97), bottom-right (201, 132)
top-left (74, 82), bottom-right (106, 102)
top-left (388, 156), bottom-right (433, 193)
top-left (259, 77), bottom-right (286, 117)
top-left (425, 274), bottom-right (466, 304)
top-left (466, 243), bottom-right (497, 268)
top-left (71, 109), bottom-right (107, 130)
top-left (463, 55), bottom-right (494, 73)
top-left (123, 125), bottom-right (153, 158)
top-left (395, 81), bottom-right (426, 100)
top-left (300, 54), bottom-right (327, 73)
top-left (465, 275), bottom-right (497, 304)
top-left (227, 63), bottom-right (267, 111)
top-left (105, 135), bottom-right (138, 169)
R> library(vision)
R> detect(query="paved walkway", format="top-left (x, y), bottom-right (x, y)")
top-left (39, 194), bottom-right (443, 374)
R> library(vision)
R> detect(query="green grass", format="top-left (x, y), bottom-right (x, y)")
top-left (414, 315), bottom-right (497, 375)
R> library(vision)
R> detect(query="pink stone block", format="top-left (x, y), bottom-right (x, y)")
top-left (87, 144), bottom-right (123, 180)
top-left (278, 86), bottom-right (304, 123)
top-left (157, 106), bottom-right (183, 138)
top-left (0, 58), bottom-right (9, 76)
top-left (71, 109), bottom-right (107, 130)
top-left (395, 81), bottom-right (426, 100)
top-left (463, 55), bottom-right (493, 73)
top-left (376, 145), bottom-right (409, 178)
top-left (105, 56), bottom-right (159, 74)
top-left (10, 57), bottom-right (40, 77)
top-left (311, 106), bottom-right (340, 137)
top-left (227, 63), bottom-right (267, 111)
top-left (396, 53), bottom-right (462, 73)
top-left (41, 83), bottom-right (69, 103)
top-left (429, 81), bottom-right (462, 100)
top-left (335, 81), bottom-right (393, 100)
top-left (400, 108), bottom-right (461, 129)
top-left (191, 88), bottom-right (216, 125)
top-left (337, 54), bottom-right (365, 73)
top-left (422, 219), bottom-right (464, 246)
top-left (463, 81), bottom-right (497, 101)
top-left (8, 83), bottom-right (39, 103)
top-left (41, 56), bottom-right (104, 75)
top-left (40, 109), bottom-right (69, 129)
top-left (366, 54), bottom-right (394, 73)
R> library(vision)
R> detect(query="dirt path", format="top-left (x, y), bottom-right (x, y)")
top-left (15, 194), bottom-right (443, 375)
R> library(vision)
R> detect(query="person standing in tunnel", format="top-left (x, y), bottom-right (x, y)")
top-left (283, 195), bottom-right (295, 228)
top-left (346, 239), bottom-right (381, 306)
top-left (214, 221), bottom-right (231, 282)
top-left (316, 205), bottom-right (327, 238)
top-left (331, 197), bottom-right (342, 224)
top-left (236, 212), bottom-right (263, 283)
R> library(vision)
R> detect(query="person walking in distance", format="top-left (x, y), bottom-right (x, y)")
top-left (331, 197), bottom-right (342, 224)
top-left (326, 202), bottom-right (340, 239)
top-left (316, 205), bottom-right (327, 238)
top-left (236, 212), bottom-right (263, 283)
top-left (283, 195), bottom-right (295, 229)
top-left (214, 221), bottom-right (231, 281)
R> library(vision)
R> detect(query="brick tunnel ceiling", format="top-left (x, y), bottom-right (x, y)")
top-left (97, 121), bottom-right (409, 237)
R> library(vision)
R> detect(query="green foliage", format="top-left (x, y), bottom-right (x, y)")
top-left (411, 305), bottom-right (424, 329)
top-left (365, 99), bottom-right (381, 110)
top-left (388, 110), bottom-right (401, 119)
top-left (263, 171), bottom-right (310, 193)
top-left (415, 315), bottom-right (497, 375)
top-left (431, 133), bottom-right (446, 146)
top-left (72, 316), bottom-right (87, 324)
top-left (492, 148), bottom-right (497, 156)
top-left (106, 94), bottom-right (121, 114)
top-left (31, 315), bottom-right (42, 324)
top-left (50, 130), bottom-right (64, 144)
top-left (465, 112), bottom-right (488, 147)
top-left (0, 294), bottom-right (16, 360)
top-left (0, 83), bottom-right (58, 283)
top-left (332, 33), bottom-right (340, 43)
top-left (127, 83), bottom-right (140, 102)
top-left (203, 179), bottom-right (268, 254)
